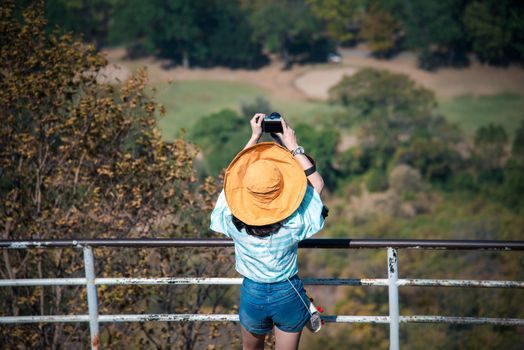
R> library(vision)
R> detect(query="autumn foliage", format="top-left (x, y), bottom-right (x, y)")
top-left (0, 1), bottom-right (236, 348)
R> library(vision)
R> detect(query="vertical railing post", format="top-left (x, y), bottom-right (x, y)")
top-left (388, 247), bottom-right (400, 350)
top-left (83, 246), bottom-right (100, 350)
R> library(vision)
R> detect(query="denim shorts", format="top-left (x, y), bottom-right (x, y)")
top-left (239, 274), bottom-right (311, 334)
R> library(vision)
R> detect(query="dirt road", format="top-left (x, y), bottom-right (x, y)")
top-left (103, 47), bottom-right (524, 101)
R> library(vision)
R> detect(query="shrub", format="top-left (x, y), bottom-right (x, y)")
top-left (365, 169), bottom-right (389, 192)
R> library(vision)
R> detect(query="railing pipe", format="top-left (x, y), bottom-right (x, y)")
top-left (388, 248), bottom-right (400, 350)
top-left (83, 246), bottom-right (100, 350)
top-left (2, 238), bottom-right (524, 250)
top-left (2, 277), bottom-right (523, 288)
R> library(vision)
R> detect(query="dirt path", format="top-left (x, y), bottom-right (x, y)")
top-left (103, 48), bottom-right (308, 101)
top-left (296, 45), bottom-right (524, 99)
top-left (103, 47), bottom-right (524, 101)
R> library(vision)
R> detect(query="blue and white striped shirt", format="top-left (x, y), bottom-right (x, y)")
top-left (210, 186), bottom-right (325, 283)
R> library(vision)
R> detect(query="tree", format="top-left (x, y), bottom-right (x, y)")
top-left (510, 118), bottom-right (524, 165)
top-left (473, 123), bottom-right (508, 180)
top-left (0, 2), bottom-right (234, 348)
top-left (393, 138), bottom-right (461, 183)
top-left (500, 118), bottom-right (524, 209)
top-left (191, 109), bottom-right (250, 176)
top-left (328, 68), bottom-right (438, 153)
top-left (463, 0), bottom-right (524, 64)
top-left (384, 0), bottom-right (470, 69)
top-left (245, 0), bottom-right (328, 68)
top-left (294, 124), bottom-right (340, 190)
top-left (111, 0), bottom-right (265, 68)
top-left (359, 3), bottom-right (400, 56)
top-left (306, 0), bottom-right (368, 43)
top-left (45, 0), bottom-right (120, 48)
top-left (329, 68), bottom-right (462, 182)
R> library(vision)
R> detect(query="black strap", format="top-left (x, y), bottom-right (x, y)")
top-left (321, 205), bottom-right (329, 219)
top-left (304, 165), bottom-right (316, 176)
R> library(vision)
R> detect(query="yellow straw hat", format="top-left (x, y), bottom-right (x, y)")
top-left (224, 142), bottom-right (307, 226)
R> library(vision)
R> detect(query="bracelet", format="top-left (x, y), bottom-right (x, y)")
top-left (304, 165), bottom-right (316, 176)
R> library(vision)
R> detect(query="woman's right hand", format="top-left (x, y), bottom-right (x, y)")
top-left (275, 118), bottom-right (299, 152)
top-left (250, 113), bottom-right (264, 139)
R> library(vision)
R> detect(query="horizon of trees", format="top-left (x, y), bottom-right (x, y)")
top-left (44, 0), bottom-right (524, 69)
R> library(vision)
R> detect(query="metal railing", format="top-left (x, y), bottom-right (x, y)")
top-left (1, 238), bottom-right (523, 350)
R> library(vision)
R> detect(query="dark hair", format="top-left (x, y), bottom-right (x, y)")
top-left (231, 215), bottom-right (282, 238)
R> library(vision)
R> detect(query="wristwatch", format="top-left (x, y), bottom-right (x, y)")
top-left (291, 146), bottom-right (305, 157)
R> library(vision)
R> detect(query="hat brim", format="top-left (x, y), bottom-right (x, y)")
top-left (224, 142), bottom-right (307, 226)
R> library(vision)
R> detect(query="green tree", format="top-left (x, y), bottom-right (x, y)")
top-left (384, 0), bottom-right (469, 69)
top-left (359, 3), bottom-right (400, 56)
top-left (111, 0), bottom-right (265, 68)
top-left (294, 123), bottom-right (340, 190)
top-left (473, 123), bottom-right (508, 181)
top-left (393, 138), bottom-right (461, 183)
top-left (329, 68), bottom-right (438, 155)
top-left (500, 118), bottom-right (524, 210)
top-left (245, 0), bottom-right (327, 68)
top-left (0, 2), bottom-right (234, 348)
top-left (191, 109), bottom-right (250, 176)
top-left (329, 68), bottom-right (462, 185)
top-left (510, 118), bottom-right (524, 165)
top-left (463, 0), bottom-right (524, 64)
top-left (45, 0), bottom-right (120, 48)
top-left (306, 0), bottom-right (368, 43)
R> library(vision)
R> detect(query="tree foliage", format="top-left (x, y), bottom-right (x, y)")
top-left (1, 2), bottom-right (235, 348)
top-left (387, 0), bottom-right (470, 69)
top-left (45, 0), bottom-right (119, 48)
top-left (110, 0), bottom-right (266, 68)
top-left (329, 68), bottom-right (440, 154)
top-left (463, 0), bottom-right (524, 64)
top-left (42, 0), bottom-right (524, 68)
top-left (359, 3), bottom-right (400, 56)
top-left (306, 0), bottom-right (367, 43)
top-left (244, 0), bottom-right (331, 67)
top-left (474, 123), bottom-right (508, 175)
top-left (191, 109), bottom-right (250, 176)
top-left (294, 123), bottom-right (340, 190)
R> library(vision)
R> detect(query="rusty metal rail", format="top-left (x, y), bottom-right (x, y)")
top-left (1, 238), bottom-right (523, 350)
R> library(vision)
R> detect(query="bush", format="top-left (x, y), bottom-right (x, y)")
top-left (365, 169), bottom-right (389, 192)
top-left (393, 138), bottom-right (461, 183)
top-left (191, 109), bottom-right (249, 175)
top-left (389, 165), bottom-right (424, 193)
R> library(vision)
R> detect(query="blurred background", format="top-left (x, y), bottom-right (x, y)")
top-left (1, 0), bottom-right (524, 348)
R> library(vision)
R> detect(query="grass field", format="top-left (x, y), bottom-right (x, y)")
top-left (153, 80), bottom-right (345, 140)
top-left (153, 79), bottom-right (524, 142)
top-left (438, 93), bottom-right (524, 139)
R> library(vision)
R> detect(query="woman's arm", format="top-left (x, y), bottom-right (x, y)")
top-left (276, 118), bottom-right (325, 194)
top-left (243, 113), bottom-right (264, 150)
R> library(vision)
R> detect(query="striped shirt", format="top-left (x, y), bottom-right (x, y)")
top-left (210, 186), bottom-right (325, 283)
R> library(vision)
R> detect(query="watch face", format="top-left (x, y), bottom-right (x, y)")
top-left (293, 146), bottom-right (305, 155)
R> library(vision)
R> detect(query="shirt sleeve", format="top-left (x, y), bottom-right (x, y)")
top-left (292, 186), bottom-right (325, 241)
top-left (210, 190), bottom-right (232, 238)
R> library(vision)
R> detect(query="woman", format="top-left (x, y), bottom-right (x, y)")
top-left (210, 113), bottom-right (325, 350)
